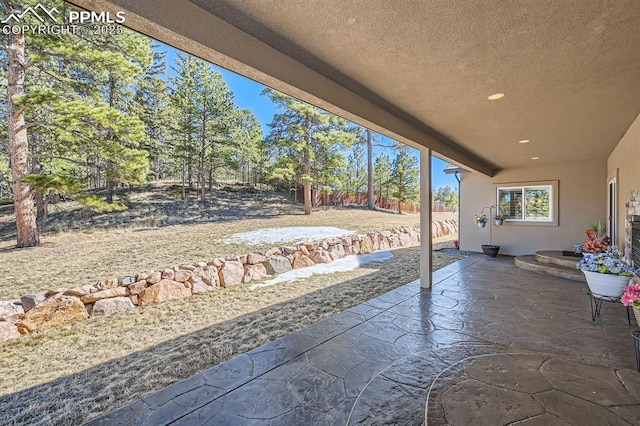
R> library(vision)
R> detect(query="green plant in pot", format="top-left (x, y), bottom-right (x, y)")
top-left (574, 220), bottom-right (610, 254)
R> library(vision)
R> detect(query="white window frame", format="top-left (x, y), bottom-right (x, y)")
top-left (494, 180), bottom-right (559, 227)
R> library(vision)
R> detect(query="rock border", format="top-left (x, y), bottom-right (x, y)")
top-left (0, 220), bottom-right (458, 342)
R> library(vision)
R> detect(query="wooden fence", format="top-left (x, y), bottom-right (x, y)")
top-left (294, 189), bottom-right (457, 213)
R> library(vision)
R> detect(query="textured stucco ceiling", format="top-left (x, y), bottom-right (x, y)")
top-left (65, 0), bottom-right (640, 173)
top-left (188, 0), bottom-right (640, 170)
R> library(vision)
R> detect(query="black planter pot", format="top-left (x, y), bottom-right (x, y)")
top-left (481, 244), bottom-right (500, 257)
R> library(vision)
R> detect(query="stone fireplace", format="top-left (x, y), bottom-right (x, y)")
top-left (632, 218), bottom-right (640, 268)
top-left (625, 189), bottom-right (640, 268)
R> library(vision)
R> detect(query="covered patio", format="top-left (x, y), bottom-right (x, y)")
top-left (58, 1), bottom-right (640, 424)
top-left (90, 256), bottom-right (640, 425)
top-left (66, 0), bottom-right (640, 288)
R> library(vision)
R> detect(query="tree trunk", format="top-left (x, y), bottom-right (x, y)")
top-left (31, 132), bottom-right (46, 227)
top-left (366, 129), bottom-right (375, 209)
top-left (155, 157), bottom-right (161, 181)
top-left (302, 153), bottom-right (312, 215)
top-left (94, 156), bottom-right (101, 189)
top-left (303, 117), bottom-right (312, 215)
top-left (181, 157), bottom-right (186, 200)
top-left (6, 28), bottom-right (39, 247)
top-left (385, 183), bottom-right (390, 206)
top-left (199, 118), bottom-right (206, 203)
top-left (397, 180), bottom-right (403, 214)
top-left (181, 137), bottom-right (187, 200)
top-left (106, 170), bottom-right (114, 203)
top-left (199, 146), bottom-right (205, 203)
top-left (105, 74), bottom-right (117, 200)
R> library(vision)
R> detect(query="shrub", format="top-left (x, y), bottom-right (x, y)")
top-left (75, 194), bottom-right (128, 213)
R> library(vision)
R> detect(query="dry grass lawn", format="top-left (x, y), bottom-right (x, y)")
top-left (0, 184), bottom-right (462, 425)
top-left (0, 184), bottom-right (456, 300)
top-left (0, 241), bottom-right (462, 425)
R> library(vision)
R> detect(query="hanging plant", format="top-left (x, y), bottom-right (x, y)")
top-left (474, 214), bottom-right (488, 228)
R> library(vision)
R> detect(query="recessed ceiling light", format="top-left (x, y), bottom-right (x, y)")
top-left (531, 156), bottom-right (539, 160)
top-left (518, 139), bottom-right (530, 144)
top-left (487, 93), bottom-right (505, 100)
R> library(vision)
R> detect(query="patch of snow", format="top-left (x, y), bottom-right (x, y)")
top-left (220, 226), bottom-right (355, 246)
top-left (250, 250), bottom-right (394, 290)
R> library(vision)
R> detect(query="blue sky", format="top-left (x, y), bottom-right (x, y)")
top-left (162, 45), bottom-right (458, 191)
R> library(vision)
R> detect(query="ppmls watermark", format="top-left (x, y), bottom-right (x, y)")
top-left (1, 3), bottom-right (126, 35)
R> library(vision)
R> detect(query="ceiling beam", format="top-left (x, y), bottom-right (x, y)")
top-left (67, 0), bottom-right (496, 176)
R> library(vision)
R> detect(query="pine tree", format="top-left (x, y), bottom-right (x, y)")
top-left (170, 55), bottom-right (236, 202)
top-left (134, 47), bottom-right (174, 181)
top-left (91, 31), bottom-right (153, 202)
top-left (391, 144), bottom-right (419, 213)
top-left (314, 137), bottom-right (345, 205)
top-left (343, 143), bottom-right (366, 195)
top-left (373, 153), bottom-right (392, 204)
top-left (347, 128), bottom-right (391, 209)
top-left (232, 109), bottom-right (265, 185)
top-left (264, 89), bottom-right (356, 214)
top-left (169, 57), bottom-right (198, 199)
top-left (434, 186), bottom-right (458, 209)
top-left (1, 0), bottom-right (152, 246)
top-left (2, 0), bottom-right (38, 246)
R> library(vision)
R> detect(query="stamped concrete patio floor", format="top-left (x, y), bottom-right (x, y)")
top-left (90, 256), bottom-right (640, 425)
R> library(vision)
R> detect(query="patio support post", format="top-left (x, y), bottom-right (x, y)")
top-left (420, 147), bottom-right (433, 288)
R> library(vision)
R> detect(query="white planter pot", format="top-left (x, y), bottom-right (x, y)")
top-left (634, 306), bottom-right (640, 328)
top-left (582, 270), bottom-right (632, 298)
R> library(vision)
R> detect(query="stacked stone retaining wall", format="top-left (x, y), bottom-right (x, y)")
top-left (0, 220), bottom-right (458, 342)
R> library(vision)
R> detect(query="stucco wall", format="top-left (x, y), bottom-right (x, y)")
top-left (460, 160), bottom-right (607, 256)
top-left (607, 112), bottom-right (640, 251)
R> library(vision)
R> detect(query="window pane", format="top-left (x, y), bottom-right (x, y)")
top-left (524, 187), bottom-right (551, 221)
top-left (498, 188), bottom-right (523, 219)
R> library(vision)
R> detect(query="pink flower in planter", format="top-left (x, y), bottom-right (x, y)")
top-left (622, 292), bottom-right (638, 306)
top-left (621, 282), bottom-right (640, 307)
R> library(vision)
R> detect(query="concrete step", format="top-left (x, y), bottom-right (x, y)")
top-left (514, 255), bottom-right (586, 282)
top-left (535, 250), bottom-right (582, 269)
